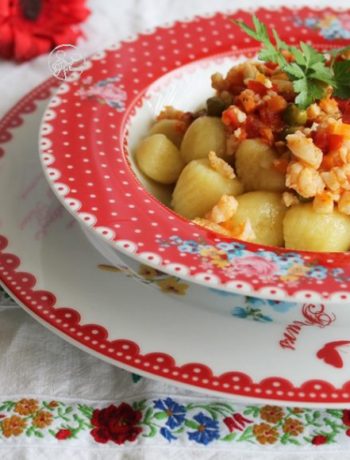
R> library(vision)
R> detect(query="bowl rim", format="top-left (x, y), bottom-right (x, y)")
top-left (39, 6), bottom-right (350, 304)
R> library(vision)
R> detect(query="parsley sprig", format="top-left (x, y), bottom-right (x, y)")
top-left (233, 16), bottom-right (350, 108)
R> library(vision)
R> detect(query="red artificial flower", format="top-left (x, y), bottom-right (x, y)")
top-left (90, 403), bottom-right (142, 445)
top-left (55, 429), bottom-right (72, 440)
top-left (0, 0), bottom-right (90, 61)
top-left (311, 435), bottom-right (328, 445)
top-left (224, 413), bottom-right (252, 432)
top-left (342, 410), bottom-right (350, 427)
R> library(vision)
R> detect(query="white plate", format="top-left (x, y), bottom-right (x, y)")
top-left (2, 79), bottom-right (350, 407)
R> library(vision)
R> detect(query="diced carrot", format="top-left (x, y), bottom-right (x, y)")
top-left (222, 107), bottom-right (238, 127)
top-left (321, 151), bottom-right (343, 171)
top-left (247, 80), bottom-right (268, 96)
top-left (313, 129), bottom-right (329, 153)
top-left (265, 95), bottom-right (288, 113)
top-left (329, 122), bottom-right (350, 138)
top-left (328, 134), bottom-right (344, 152)
top-left (265, 61), bottom-right (279, 71)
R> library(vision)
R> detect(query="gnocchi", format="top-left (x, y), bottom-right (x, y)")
top-left (133, 49), bottom-right (350, 252)
top-left (180, 116), bottom-right (227, 163)
top-left (226, 192), bottom-right (286, 246)
top-left (172, 159), bottom-right (243, 219)
top-left (136, 134), bottom-right (184, 184)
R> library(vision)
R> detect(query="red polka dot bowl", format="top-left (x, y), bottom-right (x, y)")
top-left (39, 7), bottom-right (350, 306)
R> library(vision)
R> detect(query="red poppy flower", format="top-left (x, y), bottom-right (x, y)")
top-left (311, 434), bottom-right (328, 445)
top-left (90, 403), bottom-right (142, 444)
top-left (342, 409), bottom-right (350, 427)
top-left (55, 429), bottom-right (72, 440)
top-left (0, 0), bottom-right (90, 61)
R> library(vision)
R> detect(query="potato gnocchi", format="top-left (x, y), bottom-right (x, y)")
top-left (135, 56), bottom-right (350, 252)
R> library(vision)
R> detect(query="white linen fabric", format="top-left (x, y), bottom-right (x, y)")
top-left (1, 1), bottom-right (350, 459)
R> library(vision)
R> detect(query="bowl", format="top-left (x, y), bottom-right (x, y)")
top-left (39, 7), bottom-right (350, 305)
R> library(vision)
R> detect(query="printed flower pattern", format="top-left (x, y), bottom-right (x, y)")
top-left (295, 13), bottom-right (350, 40)
top-left (161, 236), bottom-right (350, 290)
top-left (0, 398), bottom-right (348, 446)
top-left (76, 76), bottom-right (127, 112)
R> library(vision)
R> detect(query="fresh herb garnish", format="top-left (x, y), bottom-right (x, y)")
top-left (232, 15), bottom-right (350, 108)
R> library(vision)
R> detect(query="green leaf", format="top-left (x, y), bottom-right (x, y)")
top-left (143, 407), bottom-right (153, 424)
top-left (154, 411), bottom-right (168, 420)
top-left (333, 60), bottom-right (350, 99)
top-left (184, 420), bottom-right (199, 430)
top-left (222, 432), bottom-right (237, 441)
top-left (34, 431), bottom-right (44, 438)
top-left (143, 424), bottom-right (157, 438)
top-left (284, 63), bottom-right (305, 79)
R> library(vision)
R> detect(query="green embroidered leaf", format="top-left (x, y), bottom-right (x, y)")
top-left (237, 426), bottom-right (254, 442)
top-left (48, 429), bottom-right (56, 436)
top-left (222, 433), bottom-right (237, 442)
top-left (153, 411), bottom-right (168, 420)
top-left (77, 404), bottom-right (94, 419)
top-left (173, 427), bottom-right (185, 434)
top-left (66, 406), bottom-right (73, 414)
top-left (326, 409), bottom-right (343, 418)
top-left (34, 431), bottom-right (44, 438)
top-left (143, 424), bottom-right (157, 438)
top-left (132, 400), bottom-right (147, 411)
top-left (184, 420), bottom-right (199, 430)
top-left (287, 438), bottom-right (301, 445)
top-left (142, 407), bottom-right (153, 424)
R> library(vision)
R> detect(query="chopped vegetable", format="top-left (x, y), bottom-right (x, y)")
top-left (233, 15), bottom-right (350, 109)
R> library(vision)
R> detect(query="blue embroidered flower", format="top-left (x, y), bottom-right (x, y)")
top-left (187, 412), bottom-right (220, 445)
top-left (153, 397), bottom-right (186, 429)
top-left (305, 17), bottom-right (318, 27)
top-left (308, 265), bottom-right (328, 280)
top-left (160, 427), bottom-right (177, 442)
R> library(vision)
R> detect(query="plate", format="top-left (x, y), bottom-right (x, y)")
top-left (39, 7), bottom-right (350, 304)
top-left (3, 79), bottom-right (350, 406)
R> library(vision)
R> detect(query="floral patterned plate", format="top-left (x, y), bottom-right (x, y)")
top-left (5, 79), bottom-right (350, 407)
top-left (40, 7), bottom-right (350, 305)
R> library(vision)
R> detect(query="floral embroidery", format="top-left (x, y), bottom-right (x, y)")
top-left (76, 76), bottom-right (127, 111)
top-left (295, 13), bottom-right (350, 40)
top-left (90, 403), bottom-right (142, 444)
top-left (187, 412), bottom-right (220, 445)
top-left (0, 398), bottom-right (349, 446)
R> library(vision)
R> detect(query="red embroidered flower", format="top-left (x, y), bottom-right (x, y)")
top-left (55, 429), bottom-right (72, 440)
top-left (90, 403), bottom-right (142, 444)
top-left (224, 413), bottom-right (252, 432)
top-left (0, 0), bottom-right (90, 61)
top-left (342, 410), bottom-right (350, 426)
top-left (311, 435), bottom-right (328, 445)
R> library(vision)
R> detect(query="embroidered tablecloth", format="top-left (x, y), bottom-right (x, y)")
top-left (2, 0), bottom-right (350, 458)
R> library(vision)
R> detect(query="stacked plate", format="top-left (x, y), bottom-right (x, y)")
top-left (2, 6), bottom-right (350, 407)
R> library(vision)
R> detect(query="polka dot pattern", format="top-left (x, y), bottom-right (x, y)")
top-left (39, 8), bottom-right (350, 304)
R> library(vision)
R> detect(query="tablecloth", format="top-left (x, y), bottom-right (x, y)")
top-left (2, 1), bottom-right (350, 459)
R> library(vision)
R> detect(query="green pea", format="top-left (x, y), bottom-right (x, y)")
top-left (279, 126), bottom-right (298, 140)
top-left (283, 104), bottom-right (307, 126)
top-left (206, 96), bottom-right (227, 117)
